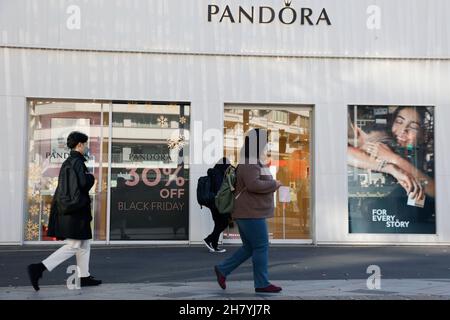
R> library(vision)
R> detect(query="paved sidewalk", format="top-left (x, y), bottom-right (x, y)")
top-left (1, 279), bottom-right (450, 300)
top-left (1, 245), bottom-right (450, 300)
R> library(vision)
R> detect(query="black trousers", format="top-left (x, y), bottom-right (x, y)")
top-left (205, 207), bottom-right (229, 248)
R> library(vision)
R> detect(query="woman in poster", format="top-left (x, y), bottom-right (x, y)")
top-left (347, 106), bottom-right (435, 233)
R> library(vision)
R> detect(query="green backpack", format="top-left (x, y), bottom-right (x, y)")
top-left (215, 165), bottom-right (245, 214)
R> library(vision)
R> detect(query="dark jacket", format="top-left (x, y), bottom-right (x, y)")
top-left (47, 151), bottom-right (95, 240)
top-left (208, 162), bottom-right (230, 195)
top-left (232, 163), bottom-right (278, 219)
top-left (206, 161), bottom-right (231, 210)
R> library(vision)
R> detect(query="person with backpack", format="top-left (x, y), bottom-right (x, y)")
top-left (200, 157), bottom-right (231, 253)
top-left (214, 128), bottom-right (283, 293)
top-left (27, 131), bottom-right (102, 291)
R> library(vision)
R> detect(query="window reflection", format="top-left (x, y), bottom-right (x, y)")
top-left (109, 102), bottom-right (190, 240)
top-left (224, 106), bottom-right (312, 240)
top-left (26, 100), bottom-right (109, 241)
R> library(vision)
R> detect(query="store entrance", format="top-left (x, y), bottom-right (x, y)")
top-left (223, 105), bottom-right (313, 242)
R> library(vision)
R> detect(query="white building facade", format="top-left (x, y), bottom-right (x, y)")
top-left (1, 0), bottom-right (450, 245)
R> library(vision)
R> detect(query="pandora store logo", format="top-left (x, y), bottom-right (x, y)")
top-left (207, 0), bottom-right (331, 25)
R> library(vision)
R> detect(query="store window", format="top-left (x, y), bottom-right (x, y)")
top-left (109, 102), bottom-right (190, 240)
top-left (26, 100), bottom-right (109, 241)
top-left (224, 106), bottom-right (312, 240)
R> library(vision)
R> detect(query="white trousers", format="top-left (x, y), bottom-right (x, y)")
top-left (42, 239), bottom-right (91, 278)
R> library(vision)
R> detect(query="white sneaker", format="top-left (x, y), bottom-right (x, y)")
top-left (213, 247), bottom-right (226, 253)
top-left (203, 239), bottom-right (215, 252)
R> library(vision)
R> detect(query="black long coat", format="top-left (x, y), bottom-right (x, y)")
top-left (47, 151), bottom-right (95, 240)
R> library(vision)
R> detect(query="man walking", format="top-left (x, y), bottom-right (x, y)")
top-left (203, 157), bottom-right (231, 253)
top-left (27, 131), bottom-right (102, 291)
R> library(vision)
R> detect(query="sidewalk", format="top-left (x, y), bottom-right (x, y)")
top-left (1, 245), bottom-right (450, 300)
top-left (1, 279), bottom-right (450, 300)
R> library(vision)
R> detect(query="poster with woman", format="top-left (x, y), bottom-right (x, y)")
top-left (347, 105), bottom-right (435, 234)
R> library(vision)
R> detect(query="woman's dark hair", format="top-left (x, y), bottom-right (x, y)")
top-left (391, 106), bottom-right (427, 126)
top-left (389, 106), bottom-right (433, 146)
top-left (214, 157), bottom-right (231, 173)
top-left (67, 131), bottom-right (88, 149)
top-left (217, 157), bottom-right (230, 165)
top-left (241, 128), bottom-right (268, 164)
top-left (389, 106), bottom-right (434, 173)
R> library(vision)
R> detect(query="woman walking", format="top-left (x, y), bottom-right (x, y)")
top-left (214, 128), bottom-right (282, 293)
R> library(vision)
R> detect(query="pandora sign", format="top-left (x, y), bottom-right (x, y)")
top-left (207, 0), bottom-right (332, 25)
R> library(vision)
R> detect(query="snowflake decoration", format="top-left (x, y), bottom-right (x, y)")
top-left (179, 116), bottom-right (187, 125)
top-left (29, 204), bottom-right (40, 217)
top-left (25, 219), bottom-right (39, 240)
top-left (167, 135), bottom-right (186, 151)
top-left (28, 163), bottom-right (42, 182)
top-left (48, 177), bottom-right (59, 191)
top-left (43, 204), bottom-right (51, 217)
top-left (167, 140), bottom-right (176, 150)
top-left (28, 190), bottom-right (40, 203)
top-left (157, 116), bottom-right (168, 127)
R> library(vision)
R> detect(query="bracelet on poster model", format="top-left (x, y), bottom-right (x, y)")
top-left (376, 159), bottom-right (387, 171)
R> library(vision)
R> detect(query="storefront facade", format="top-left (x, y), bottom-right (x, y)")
top-left (1, 0), bottom-right (450, 245)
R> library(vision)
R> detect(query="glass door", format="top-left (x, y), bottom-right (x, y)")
top-left (223, 105), bottom-right (313, 241)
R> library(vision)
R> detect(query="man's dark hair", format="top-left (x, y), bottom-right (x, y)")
top-left (67, 131), bottom-right (88, 149)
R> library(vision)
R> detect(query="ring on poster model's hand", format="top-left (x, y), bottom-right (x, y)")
top-left (365, 142), bottom-right (378, 158)
top-left (376, 159), bottom-right (387, 171)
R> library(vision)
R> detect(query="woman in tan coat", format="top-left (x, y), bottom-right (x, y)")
top-left (214, 128), bottom-right (282, 293)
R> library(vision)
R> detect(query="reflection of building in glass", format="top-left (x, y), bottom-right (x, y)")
top-left (224, 108), bottom-right (310, 166)
top-left (223, 106), bottom-right (312, 240)
top-left (26, 100), bottom-right (190, 242)
top-left (109, 102), bottom-right (190, 241)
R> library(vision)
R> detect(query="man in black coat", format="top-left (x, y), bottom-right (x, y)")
top-left (27, 131), bottom-right (102, 291)
top-left (203, 157), bottom-right (231, 253)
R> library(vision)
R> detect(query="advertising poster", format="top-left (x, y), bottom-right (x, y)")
top-left (110, 164), bottom-right (189, 240)
top-left (347, 105), bottom-right (435, 233)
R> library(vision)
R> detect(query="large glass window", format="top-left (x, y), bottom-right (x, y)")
top-left (26, 99), bottom-right (189, 242)
top-left (224, 106), bottom-right (312, 240)
top-left (26, 100), bottom-right (109, 241)
top-left (109, 102), bottom-right (190, 240)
